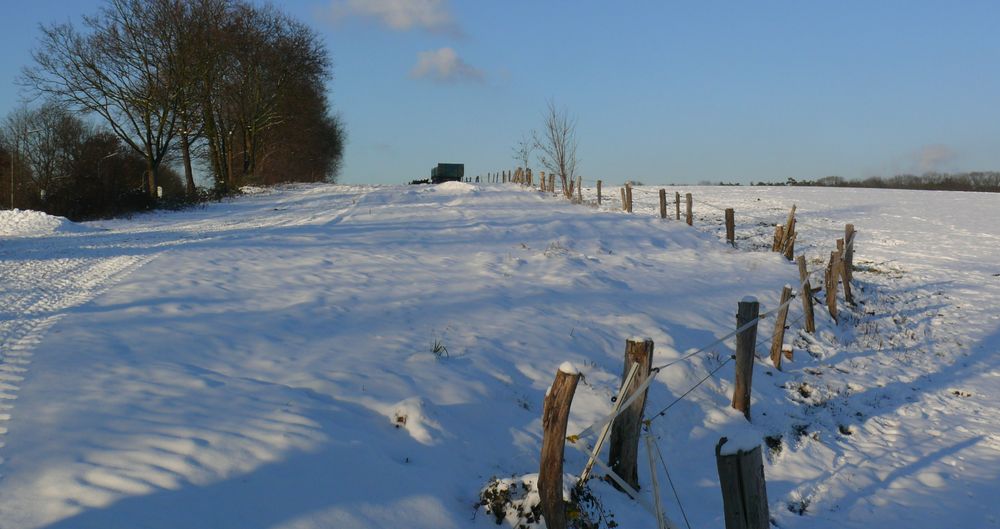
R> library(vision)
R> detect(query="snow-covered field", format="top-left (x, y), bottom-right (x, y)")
top-left (0, 182), bottom-right (997, 528)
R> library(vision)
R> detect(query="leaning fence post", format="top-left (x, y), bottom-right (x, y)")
top-left (675, 191), bottom-right (681, 220)
top-left (796, 256), bottom-right (815, 334)
top-left (732, 298), bottom-right (759, 421)
top-left (659, 189), bottom-right (667, 219)
top-left (770, 286), bottom-right (792, 370)
top-left (716, 437), bottom-right (770, 529)
top-left (597, 180), bottom-right (603, 205)
top-left (609, 338), bottom-right (654, 491)
top-left (725, 208), bottom-right (735, 246)
top-left (539, 363), bottom-right (581, 529)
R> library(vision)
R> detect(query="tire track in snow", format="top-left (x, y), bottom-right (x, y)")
top-left (0, 252), bottom-right (156, 464)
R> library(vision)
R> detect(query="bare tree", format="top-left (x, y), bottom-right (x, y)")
top-left (534, 101), bottom-right (578, 198)
top-left (512, 132), bottom-right (534, 173)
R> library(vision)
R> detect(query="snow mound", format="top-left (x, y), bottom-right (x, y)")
top-left (431, 181), bottom-right (477, 193)
top-left (0, 209), bottom-right (90, 237)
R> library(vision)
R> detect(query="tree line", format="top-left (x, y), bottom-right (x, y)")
top-left (1, 0), bottom-right (345, 220)
top-left (755, 172), bottom-right (1000, 193)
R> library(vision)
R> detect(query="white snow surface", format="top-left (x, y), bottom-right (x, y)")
top-left (0, 182), bottom-right (998, 528)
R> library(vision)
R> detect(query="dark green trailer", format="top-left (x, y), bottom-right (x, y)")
top-left (430, 163), bottom-right (464, 184)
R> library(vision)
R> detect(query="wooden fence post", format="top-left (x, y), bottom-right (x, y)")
top-left (577, 176), bottom-right (583, 202)
top-left (725, 208), bottom-right (735, 246)
top-left (675, 191), bottom-right (681, 220)
top-left (659, 189), bottom-right (667, 219)
top-left (732, 298), bottom-right (759, 420)
top-left (608, 338), bottom-right (654, 491)
top-left (620, 187), bottom-right (627, 211)
top-left (597, 180), bottom-right (603, 205)
top-left (826, 251), bottom-right (840, 322)
top-left (716, 437), bottom-right (770, 529)
top-left (772, 225), bottom-right (784, 252)
top-left (836, 239), bottom-right (853, 304)
top-left (796, 256), bottom-right (815, 334)
top-left (624, 183), bottom-right (633, 212)
top-left (685, 193), bottom-right (693, 226)
top-left (844, 224), bottom-right (856, 282)
top-left (549, 174), bottom-right (555, 193)
top-left (539, 363), bottom-right (581, 529)
top-left (769, 286), bottom-right (792, 370)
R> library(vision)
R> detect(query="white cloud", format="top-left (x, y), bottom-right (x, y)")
top-left (328, 0), bottom-right (460, 35)
top-left (410, 47), bottom-right (483, 83)
top-left (914, 144), bottom-right (957, 173)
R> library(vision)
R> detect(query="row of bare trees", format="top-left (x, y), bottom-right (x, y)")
top-left (19, 0), bottom-right (344, 202)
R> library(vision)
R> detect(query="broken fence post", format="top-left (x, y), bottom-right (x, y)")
top-left (769, 286), bottom-right (792, 370)
top-left (732, 298), bottom-right (759, 420)
top-left (608, 338), bottom-right (654, 491)
top-left (539, 363), bottom-right (581, 529)
top-left (716, 437), bottom-right (770, 529)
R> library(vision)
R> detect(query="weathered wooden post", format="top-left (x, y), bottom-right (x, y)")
top-left (675, 191), bottom-right (681, 220)
top-left (772, 225), bottom-right (784, 252)
top-left (624, 184), bottom-right (633, 212)
top-left (608, 338), bottom-right (654, 491)
top-left (732, 298), bottom-right (759, 420)
top-left (716, 437), bottom-right (770, 529)
top-left (620, 187), bottom-right (627, 211)
top-left (597, 180), bottom-right (602, 205)
top-left (549, 174), bottom-right (555, 193)
top-left (539, 363), bottom-right (581, 529)
top-left (725, 208), bottom-right (735, 246)
top-left (577, 176), bottom-right (583, 202)
top-left (826, 251), bottom-right (840, 322)
top-left (844, 224), bottom-right (856, 282)
top-left (659, 189), bottom-right (667, 219)
top-left (837, 239), bottom-right (853, 304)
top-left (685, 193), bottom-right (693, 226)
top-left (796, 256), bottom-right (815, 334)
top-left (769, 286), bottom-right (793, 370)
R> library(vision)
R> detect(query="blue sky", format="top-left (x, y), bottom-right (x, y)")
top-left (2, 0), bottom-right (999, 185)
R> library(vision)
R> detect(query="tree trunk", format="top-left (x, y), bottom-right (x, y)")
top-left (180, 133), bottom-right (196, 198)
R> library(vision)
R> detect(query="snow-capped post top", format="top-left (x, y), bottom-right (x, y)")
top-left (741, 295), bottom-right (758, 304)
top-left (717, 430), bottom-right (762, 456)
top-left (558, 361), bottom-right (579, 375)
top-left (628, 336), bottom-right (654, 343)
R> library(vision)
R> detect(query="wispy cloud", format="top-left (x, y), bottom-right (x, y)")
top-left (410, 48), bottom-right (483, 83)
top-left (327, 0), bottom-right (461, 36)
top-left (914, 144), bottom-right (957, 173)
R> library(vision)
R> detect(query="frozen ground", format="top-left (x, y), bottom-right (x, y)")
top-left (0, 182), bottom-right (997, 528)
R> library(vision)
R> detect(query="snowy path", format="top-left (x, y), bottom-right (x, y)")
top-left (0, 183), bottom-right (998, 529)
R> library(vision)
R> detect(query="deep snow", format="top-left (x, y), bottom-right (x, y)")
top-left (0, 183), bottom-right (997, 528)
